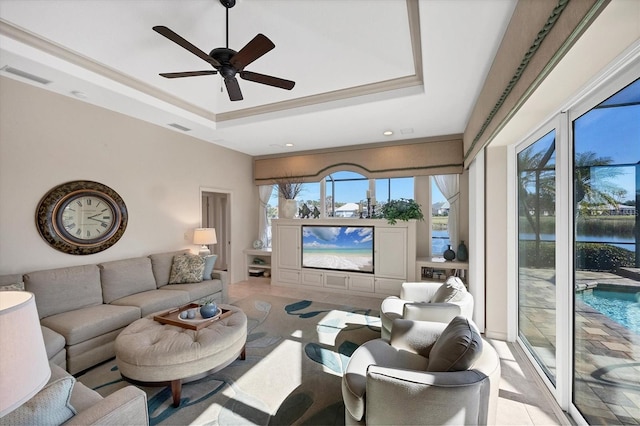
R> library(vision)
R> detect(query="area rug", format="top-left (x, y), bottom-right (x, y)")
top-left (76, 294), bottom-right (381, 425)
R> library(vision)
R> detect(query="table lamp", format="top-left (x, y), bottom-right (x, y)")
top-left (193, 228), bottom-right (217, 256)
top-left (0, 291), bottom-right (51, 417)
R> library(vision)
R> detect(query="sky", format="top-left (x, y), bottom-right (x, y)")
top-left (301, 226), bottom-right (374, 249)
top-left (269, 173), bottom-right (446, 206)
top-left (519, 78), bottom-right (638, 203)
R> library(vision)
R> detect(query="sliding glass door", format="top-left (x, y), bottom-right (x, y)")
top-left (517, 129), bottom-right (557, 384)
top-left (571, 78), bottom-right (639, 424)
top-left (516, 71), bottom-right (639, 424)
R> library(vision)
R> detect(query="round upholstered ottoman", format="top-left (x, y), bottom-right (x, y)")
top-left (115, 304), bottom-right (247, 407)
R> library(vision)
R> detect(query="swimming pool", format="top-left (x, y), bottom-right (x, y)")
top-left (577, 289), bottom-right (640, 334)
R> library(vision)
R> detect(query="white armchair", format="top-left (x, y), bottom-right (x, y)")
top-left (342, 317), bottom-right (500, 425)
top-left (380, 277), bottom-right (473, 340)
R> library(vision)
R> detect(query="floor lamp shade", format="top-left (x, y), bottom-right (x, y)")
top-left (193, 228), bottom-right (217, 256)
top-left (0, 291), bottom-right (51, 417)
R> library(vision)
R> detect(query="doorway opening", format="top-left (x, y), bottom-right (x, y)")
top-left (201, 189), bottom-right (230, 275)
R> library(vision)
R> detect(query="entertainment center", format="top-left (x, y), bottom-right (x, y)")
top-left (271, 219), bottom-right (417, 297)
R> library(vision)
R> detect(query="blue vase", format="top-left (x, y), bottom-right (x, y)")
top-left (200, 303), bottom-right (218, 319)
top-left (443, 245), bottom-right (456, 261)
top-left (457, 240), bottom-right (468, 262)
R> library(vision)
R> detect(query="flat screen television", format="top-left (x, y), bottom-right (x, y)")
top-left (301, 225), bottom-right (374, 274)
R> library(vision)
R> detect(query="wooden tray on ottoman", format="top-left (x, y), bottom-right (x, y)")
top-left (154, 303), bottom-right (233, 330)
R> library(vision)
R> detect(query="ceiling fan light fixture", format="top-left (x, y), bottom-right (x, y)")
top-left (153, 0), bottom-right (295, 102)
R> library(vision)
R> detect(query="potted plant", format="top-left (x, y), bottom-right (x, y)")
top-left (275, 174), bottom-right (303, 219)
top-left (376, 198), bottom-right (424, 225)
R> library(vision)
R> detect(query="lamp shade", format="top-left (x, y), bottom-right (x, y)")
top-left (193, 228), bottom-right (217, 245)
top-left (0, 291), bottom-right (51, 417)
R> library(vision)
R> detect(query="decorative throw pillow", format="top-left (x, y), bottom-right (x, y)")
top-left (426, 316), bottom-right (483, 372)
top-left (430, 276), bottom-right (467, 303)
top-left (0, 370), bottom-right (77, 425)
top-left (0, 281), bottom-right (25, 291)
top-left (202, 254), bottom-right (218, 280)
top-left (169, 253), bottom-right (205, 284)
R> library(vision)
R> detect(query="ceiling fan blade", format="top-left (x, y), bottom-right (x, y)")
top-left (240, 71), bottom-right (295, 90)
top-left (224, 77), bottom-right (243, 101)
top-left (153, 26), bottom-right (220, 67)
top-left (230, 34), bottom-right (275, 71)
top-left (159, 70), bottom-right (218, 78)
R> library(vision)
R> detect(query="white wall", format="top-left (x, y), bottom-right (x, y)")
top-left (484, 145), bottom-right (509, 340)
top-left (0, 77), bottom-right (256, 283)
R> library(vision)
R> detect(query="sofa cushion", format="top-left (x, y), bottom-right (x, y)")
top-left (202, 254), bottom-right (217, 280)
top-left (99, 257), bottom-right (157, 304)
top-left (0, 363), bottom-right (76, 426)
top-left (111, 289), bottom-right (190, 317)
top-left (429, 277), bottom-right (467, 303)
top-left (41, 325), bottom-right (66, 360)
top-left (162, 279), bottom-right (223, 302)
top-left (426, 316), bottom-right (483, 372)
top-left (169, 253), bottom-right (205, 284)
top-left (148, 250), bottom-right (190, 287)
top-left (24, 265), bottom-right (103, 319)
top-left (41, 304), bottom-right (141, 346)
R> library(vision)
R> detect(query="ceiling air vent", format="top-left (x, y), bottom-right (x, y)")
top-left (168, 123), bottom-right (191, 132)
top-left (1, 66), bottom-right (52, 85)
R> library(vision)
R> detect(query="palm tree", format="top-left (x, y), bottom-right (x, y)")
top-left (574, 151), bottom-right (625, 214)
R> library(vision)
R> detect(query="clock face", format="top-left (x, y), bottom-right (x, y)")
top-left (36, 181), bottom-right (128, 255)
top-left (253, 239), bottom-right (263, 249)
top-left (58, 194), bottom-right (117, 242)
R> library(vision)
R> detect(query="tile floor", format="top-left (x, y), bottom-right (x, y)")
top-left (229, 279), bottom-right (569, 425)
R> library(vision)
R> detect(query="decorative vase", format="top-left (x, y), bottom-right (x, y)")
top-left (281, 199), bottom-right (297, 219)
top-left (457, 240), bottom-right (468, 262)
top-left (443, 245), bottom-right (456, 261)
top-left (200, 303), bottom-right (218, 319)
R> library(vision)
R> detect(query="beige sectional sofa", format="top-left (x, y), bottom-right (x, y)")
top-left (0, 249), bottom-right (228, 375)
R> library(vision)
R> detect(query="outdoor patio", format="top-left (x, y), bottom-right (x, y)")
top-left (519, 268), bottom-right (640, 424)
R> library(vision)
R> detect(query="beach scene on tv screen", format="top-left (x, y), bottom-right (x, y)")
top-left (302, 226), bottom-right (374, 273)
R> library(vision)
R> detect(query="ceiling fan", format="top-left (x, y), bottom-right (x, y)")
top-left (153, 0), bottom-right (295, 101)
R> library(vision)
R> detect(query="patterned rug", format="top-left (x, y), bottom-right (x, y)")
top-left (76, 294), bottom-right (381, 425)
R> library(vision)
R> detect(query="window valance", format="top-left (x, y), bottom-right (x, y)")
top-left (253, 136), bottom-right (463, 185)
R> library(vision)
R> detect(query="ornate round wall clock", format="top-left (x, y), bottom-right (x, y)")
top-left (35, 180), bottom-right (128, 255)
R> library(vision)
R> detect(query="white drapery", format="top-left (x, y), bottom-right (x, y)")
top-left (258, 185), bottom-right (273, 247)
top-left (434, 175), bottom-right (460, 251)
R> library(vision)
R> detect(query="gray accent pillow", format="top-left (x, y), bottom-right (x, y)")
top-left (169, 253), bottom-right (205, 284)
top-left (149, 249), bottom-right (190, 287)
top-left (0, 365), bottom-right (77, 425)
top-left (426, 316), bottom-right (483, 372)
top-left (430, 276), bottom-right (467, 303)
top-left (202, 254), bottom-right (218, 280)
top-left (0, 281), bottom-right (24, 291)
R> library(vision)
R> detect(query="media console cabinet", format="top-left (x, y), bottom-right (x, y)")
top-left (271, 219), bottom-right (416, 298)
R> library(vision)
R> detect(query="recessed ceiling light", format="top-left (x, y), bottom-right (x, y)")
top-left (285, 143), bottom-right (294, 147)
top-left (383, 130), bottom-right (393, 136)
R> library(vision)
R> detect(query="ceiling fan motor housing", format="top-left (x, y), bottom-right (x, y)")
top-left (211, 48), bottom-right (238, 78)
top-left (219, 0), bottom-right (236, 8)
